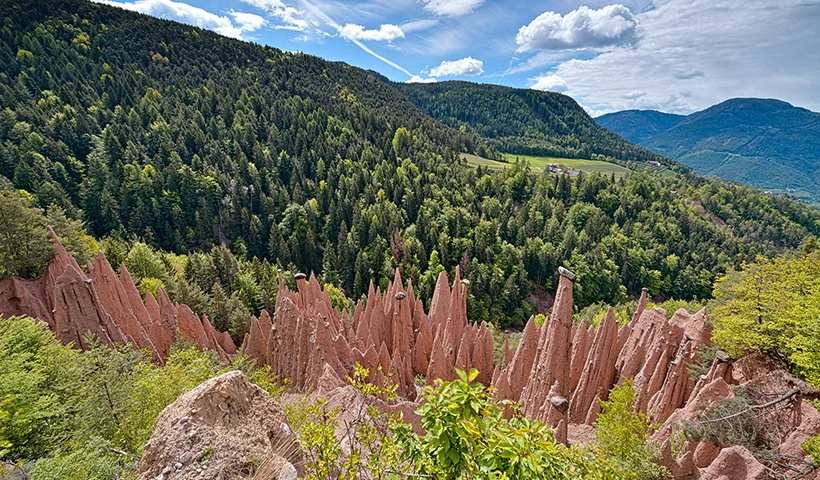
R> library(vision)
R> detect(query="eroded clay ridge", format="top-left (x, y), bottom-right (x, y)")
top-left (240, 267), bottom-right (495, 400)
top-left (0, 228), bottom-right (237, 362)
top-left (491, 269), bottom-right (712, 442)
top-left (0, 231), bottom-right (712, 436)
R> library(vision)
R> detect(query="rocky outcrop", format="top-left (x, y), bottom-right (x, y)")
top-left (241, 267), bottom-right (495, 400)
top-left (137, 371), bottom-right (301, 480)
top-left (0, 230), bottom-right (236, 361)
top-left (518, 267), bottom-right (575, 427)
top-left (698, 446), bottom-right (767, 480)
top-left (15, 234), bottom-right (820, 478)
top-left (569, 307), bottom-right (619, 424)
top-left (492, 267), bottom-right (713, 435)
top-left (653, 349), bottom-right (820, 478)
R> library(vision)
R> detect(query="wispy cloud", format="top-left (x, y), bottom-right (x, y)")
top-left (230, 10), bottom-right (267, 31)
top-left (422, 0), bottom-right (485, 17)
top-left (399, 18), bottom-right (439, 33)
top-left (296, 0), bottom-right (414, 77)
top-left (505, 50), bottom-right (580, 75)
top-left (238, 0), bottom-right (309, 31)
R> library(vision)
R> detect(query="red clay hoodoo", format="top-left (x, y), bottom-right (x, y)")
top-left (0, 230), bottom-right (236, 361)
top-left (5, 234), bottom-right (820, 477)
top-left (240, 266), bottom-right (496, 398)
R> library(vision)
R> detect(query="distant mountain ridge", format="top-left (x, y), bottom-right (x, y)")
top-left (393, 81), bottom-right (677, 168)
top-left (595, 110), bottom-right (685, 144)
top-left (596, 98), bottom-right (820, 201)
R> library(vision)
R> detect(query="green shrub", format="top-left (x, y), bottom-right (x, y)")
top-left (0, 316), bottom-right (79, 461)
top-left (296, 364), bottom-right (403, 480)
top-left (138, 276), bottom-right (164, 297)
top-left (593, 379), bottom-right (671, 480)
top-left (0, 315), bottom-right (289, 474)
top-left (574, 301), bottom-right (635, 327)
top-left (124, 242), bottom-right (166, 283)
top-left (802, 434), bottom-right (820, 465)
top-left (710, 253), bottom-right (820, 385)
top-left (394, 368), bottom-right (624, 479)
top-left (28, 437), bottom-right (125, 480)
top-left (118, 344), bottom-right (224, 453)
top-left (648, 298), bottom-right (704, 319)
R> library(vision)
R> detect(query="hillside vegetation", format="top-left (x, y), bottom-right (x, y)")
top-left (2, 0), bottom-right (820, 332)
top-left (394, 81), bottom-right (678, 168)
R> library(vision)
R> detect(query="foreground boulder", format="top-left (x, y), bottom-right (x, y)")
top-left (137, 371), bottom-right (300, 480)
top-left (698, 446), bottom-right (767, 480)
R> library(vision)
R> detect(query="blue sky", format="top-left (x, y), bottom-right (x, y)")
top-left (95, 0), bottom-right (820, 115)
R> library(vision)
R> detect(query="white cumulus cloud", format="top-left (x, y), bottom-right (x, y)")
top-left (517, 4), bottom-right (639, 52)
top-left (407, 75), bottom-right (438, 83)
top-left (530, 74), bottom-right (568, 92)
top-left (548, 0), bottom-right (820, 113)
top-left (429, 57), bottom-right (484, 77)
top-left (422, 0), bottom-right (485, 17)
top-left (94, 0), bottom-right (263, 38)
top-left (238, 0), bottom-right (308, 31)
top-left (339, 23), bottom-right (405, 42)
top-left (230, 11), bottom-right (266, 32)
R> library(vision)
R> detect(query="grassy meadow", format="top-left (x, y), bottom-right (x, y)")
top-left (461, 153), bottom-right (632, 179)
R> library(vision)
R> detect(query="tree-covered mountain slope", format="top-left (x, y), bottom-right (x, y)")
top-left (393, 81), bottom-right (678, 168)
top-left (2, 0), bottom-right (820, 330)
top-left (595, 110), bottom-right (685, 144)
top-left (597, 99), bottom-right (820, 201)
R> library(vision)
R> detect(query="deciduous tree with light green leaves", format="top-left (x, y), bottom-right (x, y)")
top-left (710, 253), bottom-right (820, 385)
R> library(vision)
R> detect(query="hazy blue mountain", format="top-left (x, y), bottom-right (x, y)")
top-left (597, 99), bottom-right (820, 201)
top-left (595, 110), bottom-right (685, 144)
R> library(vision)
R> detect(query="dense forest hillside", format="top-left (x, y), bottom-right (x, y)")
top-left (393, 81), bottom-right (677, 168)
top-left (2, 0), bottom-right (820, 330)
top-left (598, 99), bottom-right (820, 201)
top-left (595, 110), bottom-right (684, 144)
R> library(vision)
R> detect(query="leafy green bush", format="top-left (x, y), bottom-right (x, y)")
top-left (28, 437), bottom-right (126, 480)
top-left (0, 316), bottom-right (79, 461)
top-left (0, 315), bottom-right (287, 476)
top-left (648, 298), bottom-right (705, 319)
top-left (137, 276), bottom-right (165, 297)
top-left (394, 368), bottom-right (624, 479)
top-left (802, 434), bottom-right (820, 465)
top-left (592, 379), bottom-right (671, 480)
top-left (124, 243), bottom-right (166, 283)
top-left (574, 301), bottom-right (635, 327)
top-left (296, 364), bottom-right (403, 480)
top-left (292, 367), bottom-right (671, 479)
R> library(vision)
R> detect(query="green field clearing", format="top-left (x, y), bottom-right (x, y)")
top-left (461, 153), bottom-right (632, 179)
